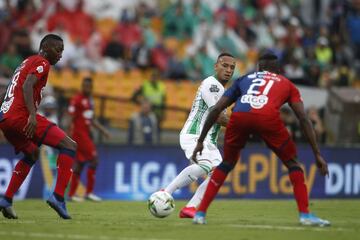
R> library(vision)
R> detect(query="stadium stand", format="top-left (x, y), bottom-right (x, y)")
top-left (0, 0), bottom-right (360, 144)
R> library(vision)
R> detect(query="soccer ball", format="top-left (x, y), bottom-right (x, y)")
top-left (148, 191), bottom-right (175, 218)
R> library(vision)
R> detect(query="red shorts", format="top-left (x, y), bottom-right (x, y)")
top-left (0, 114), bottom-right (66, 154)
top-left (72, 133), bottom-right (97, 162)
top-left (224, 112), bottom-right (297, 164)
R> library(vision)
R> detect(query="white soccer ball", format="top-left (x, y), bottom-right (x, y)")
top-left (148, 191), bottom-right (175, 218)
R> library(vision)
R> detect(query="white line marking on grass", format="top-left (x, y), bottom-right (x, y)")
top-left (0, 220), bottom-right (35, 224)
top-left (229, 224), bottom-right (348, 232)
top-left (0, 231), bottom-right (174, 240)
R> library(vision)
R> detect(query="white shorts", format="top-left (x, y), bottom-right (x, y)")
top-left (179, 134), bottom-right (222, 173)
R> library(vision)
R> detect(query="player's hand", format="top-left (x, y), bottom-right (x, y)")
top-left (23, 114), bottom-right (37, 138)
top-left (191, 141), bottom-right (204, 164)
top-left (315, 154), bottom-right (329, 176)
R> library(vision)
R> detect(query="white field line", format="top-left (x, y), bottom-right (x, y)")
top-left (228, 224), bottom-right (349, 232)
top-left (0, 231), bottom-right (174, 240)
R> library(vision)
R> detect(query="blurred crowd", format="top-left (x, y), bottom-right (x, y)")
top-left (0, 0), bottom-right (359, 85)
top-left (0, 0), bottom-right (360, 145)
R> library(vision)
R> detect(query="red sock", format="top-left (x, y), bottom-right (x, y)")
top-left (197, 167), bottom-right (228, 213)
top-left (289, 169), bottom-right (309, 213)
top-left (54, 152), bottom-right (74, 198)
top-left (68, 173), bottom-right (80, 197)
top-left (86, 168), bottom-right (96, 194)
top-left (5, 159), bottom-right (33, 199)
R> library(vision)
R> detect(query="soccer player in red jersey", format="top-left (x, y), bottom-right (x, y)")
top-left (0, 34), bottom-right (76, 219)
top-left (192, 52), bottom-right (331, 226)
top-left (67, 77), bottom-right (110, 202)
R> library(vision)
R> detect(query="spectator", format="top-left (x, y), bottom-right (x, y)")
top-left (103, 33), bottom-right (125, 60)
top-left (215, 0), bottom-right (238, 29)
top-left (183, 52), bottom-right (202, 81)
top-left (114, 13), bottom-right (142, 50)
top-left (190, 0), bottom-right (213, 27)
top-left (131, 36), bottom-right (151, 70)
top-left (284, 56), bottom-right (305, 85)
top-left (131, 70), bottom-right (166, 130)
top-left (315, 37), bottom-right (333, 66)
top-left (194, 46), bottom-right (216, 79)
top-left (12, 29), bottom-right (35, 58)
top-left (0, 42), bottom-right (22, 78)
top-left (166, 51), bottom-right (187, 80)
top-left (71, 0), bottom-right (95, 43)
top-left (150, 40), bottom-right (171, 72)
top-left (345, 0), bottom-right (360, 61)
top-left (128, 99), bottom-right (159, 145)
top-left (163, 1), bottom-right (193, 39)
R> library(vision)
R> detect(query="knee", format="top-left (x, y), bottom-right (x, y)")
top-left (283, 159), bottom-right (301, 170)
top-left (89, 158), bottom-right (99, 168)
top-left (217, 161), bottom-right (235, 173)
top-left (73, 162), bottom-right (84, 174)
top-left (23, 148), bottom-right (39, 164)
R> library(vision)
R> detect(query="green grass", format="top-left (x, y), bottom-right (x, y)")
top-left (0, 199), bottom-right (359, 240)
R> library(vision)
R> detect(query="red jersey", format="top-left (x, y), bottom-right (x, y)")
top-left (68, 93), bottom-right (94, 135)
top-left (0, 55), bottom-right (50, 120)
top-left (224, 71), bottom-right (302, 116)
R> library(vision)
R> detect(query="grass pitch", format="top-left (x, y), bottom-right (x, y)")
top-left (0, 199), bottom-right (359, 240)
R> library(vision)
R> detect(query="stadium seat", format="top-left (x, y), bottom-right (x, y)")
top-left (96, 18), bottom-right (118, 41)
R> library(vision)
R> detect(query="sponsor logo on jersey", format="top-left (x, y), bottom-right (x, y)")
top-left (209, 85), bottom-right (220, 92)
top-left (241, 94), bottom-right (268, 109)
top-left (36, 65), bottom-right (44, 73)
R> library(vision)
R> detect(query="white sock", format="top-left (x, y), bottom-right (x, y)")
top-left (165, 164), bottom-right (206, 194)
top-left (186, 176), bottom-right (210, 208)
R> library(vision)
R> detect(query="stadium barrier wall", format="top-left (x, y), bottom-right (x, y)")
top-left (0, 144), bottom-right (359, 200)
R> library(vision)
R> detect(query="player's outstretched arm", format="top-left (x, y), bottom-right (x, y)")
top-left (22, 74), bottom-right (39, 138)
top-left (92, 119), bottom-right (111, 139)
top-left (192, 96), bottom-right (232, 162)
top-left (289, 102), bottom-right (329, 176)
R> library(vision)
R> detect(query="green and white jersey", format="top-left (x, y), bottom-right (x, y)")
top-left (180, 76), bottom-right (224, 145)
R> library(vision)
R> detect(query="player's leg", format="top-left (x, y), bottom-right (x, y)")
top-left (180, 145), bottom-right (222, 218)
top-left (194, 114), bottom-right (248, 224)
top-left (262, 122), bottom-right (330, 226)
top-left (0, 143), bottom-right (39, 219)
top-left (179, 176), bottom-right (210, 218)
top-left (165, 134), bottom-right (211, 194)
top-left (186, 176), bottom-right (210, 208)
top-left (68, 160), bottom-right (85, 202)
top-left (0, 119), bottom-right (38, 219)
top-left (38, 119), bottom-right (76, 219)
top-left (46, 134), bottom-right (76, 219)
top-left (81, 139), bottom-right (101, 201)
top-left (165, 163), bottom-right (208, 194)
top-left (85, 156), bottom-right (102, 202)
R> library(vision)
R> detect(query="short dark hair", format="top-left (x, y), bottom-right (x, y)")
top-left (217, 52), bottom-right (234, 62)
top-left (258, 51), bottom-right (280, 73)
top-left (259, 52), bottom-right (278, 61)
top-left (39, 34), bottom-right (63, 49)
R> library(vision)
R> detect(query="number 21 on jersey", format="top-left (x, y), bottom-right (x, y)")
top-left (241, 78), bottom-right (274, 109)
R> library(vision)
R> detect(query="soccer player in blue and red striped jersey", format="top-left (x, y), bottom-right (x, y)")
top-left (191, 52), bottom-right (330, 226)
